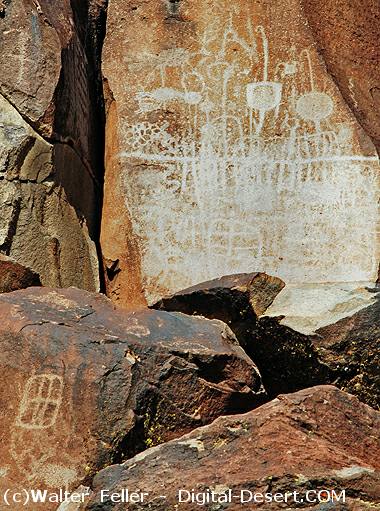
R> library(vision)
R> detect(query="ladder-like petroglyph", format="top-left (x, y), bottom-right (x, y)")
top-left (16, 374), bottom-right (64, 430)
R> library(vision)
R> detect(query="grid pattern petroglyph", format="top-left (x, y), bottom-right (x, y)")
top-left (16, 374), bottom-right (64, 430)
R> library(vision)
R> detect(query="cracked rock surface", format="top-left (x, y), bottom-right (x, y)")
top-left (0, 286), bottom-right (265, 510)
top-left (155, 274), bottom-right (380, 408)
top-left (0, 0), bottom-right (106, 290)
top-left (79, 385), bottom-right (380, 510)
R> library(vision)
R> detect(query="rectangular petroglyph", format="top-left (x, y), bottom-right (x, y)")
top-left (16, 374), bottom-right (64, 430)
top-left (104, 1), bottom-right (380, 303)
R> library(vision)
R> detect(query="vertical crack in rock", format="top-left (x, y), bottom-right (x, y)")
top-left (0, 0), bottom-right (109, 291)
top-left (54, 0), bottom-right (109, 292)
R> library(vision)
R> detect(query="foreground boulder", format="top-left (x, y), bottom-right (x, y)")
top-left (0, 254), bottom-right (41, 292)
top-left (0, 287), bottom-right (264, 510)
top-left (81, 386), bottom-right (380, 510)
top-left (155, 275), bottom-right (380, 407)
top-left (263, 282), bottom-right (380, 408)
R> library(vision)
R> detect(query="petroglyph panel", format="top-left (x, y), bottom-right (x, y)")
top-left (103, 0), bottom-right (380, 303)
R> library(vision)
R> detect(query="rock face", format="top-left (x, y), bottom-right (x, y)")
top-left (0, 254), bottom-right (41, 292)
top-left (0, 0), bottom-right (106, 290)
top-left (101, 0), bottom-right (380, 307)
top-left (0, 286), bottom-right (264, 510)
top-left (81, 386), bottom-right (380, 510)
top-left (155, 276), bottom-right (380, 408)
top-left (302, 0), bottom-right (380, 155)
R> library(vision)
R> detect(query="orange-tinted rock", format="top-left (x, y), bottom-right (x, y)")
top-left (0, 254), bottom-right (41, 292)
top-left (0, 286), bottom-right (264, 510)
top-left (82, 386), bottom-right (380, 510)
top-left (0, 0), bottom-right (106, 290)
top-left (302, 0), bottom-right (380, 153)
top-left (101, 0), bottom-right (380, 308)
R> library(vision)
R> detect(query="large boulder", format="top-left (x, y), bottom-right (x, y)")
top-left (101, 0), bottom-right (380, 308)
top-left (0, 0), bottom-right (106, 290)
top-left (81, 386), bottom-right (380, 510)
top-left (0, 286), bottom-right (264, 510)
top-left (0, 254), bottom-right (41, 292)
top-left (155, 276), bottom-right (380, 408)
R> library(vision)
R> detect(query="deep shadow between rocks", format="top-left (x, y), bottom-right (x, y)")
top-left (152, 274), bottom-right (380, 408)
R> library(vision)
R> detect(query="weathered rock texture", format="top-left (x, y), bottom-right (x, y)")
top-left (81, 386), bottom-right (380, 510)
top-left (101, 0), bottom-right (380, 307)
top-left (156, 276), bottom-right (380, 408)
top-left (0, 286), bottom-right (264, 510)
top-left (263, 283), bottom-right (380, 409)
top-left (0, 254), bottom-right (41, 292)
top-left (0, 0), bottom-right (106, 290)
top-left (302, 0), bottom-right (380, 154)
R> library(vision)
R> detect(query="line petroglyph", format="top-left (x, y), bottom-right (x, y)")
top-left (16, 374), bottom-right (64, 430)
top-left (118, 14), bottom-right (380, 302)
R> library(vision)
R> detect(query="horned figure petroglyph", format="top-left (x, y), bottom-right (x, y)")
top-left (119, 15), bottom-right (379, 301)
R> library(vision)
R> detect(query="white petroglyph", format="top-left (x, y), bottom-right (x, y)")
top-left (0, 467), bottom-right (8, 478)
top-left (32, 291), bottom-right (78, 310)
top-left (38, 463), bottom-right (78, 488)
top-left (295, 92), bottom-right (334, 122)
top-left (125, 317), bottom-right (150, 337)
top-left (16, 374), bottom-right (64, 430)
top-left (136, 87), bottom-right (202, 113)
top-left (9, 374), bottom-right (81, 488)
top-left (119, 17), bottom-right (380, 303)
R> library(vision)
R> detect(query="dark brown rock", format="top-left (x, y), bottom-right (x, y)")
top-left (155, 272), bottom-right (285, 319)
top-left (0, 286), bottom-right (265, 510)
top-left (154, 274), bottom-right (331, 400)
top-left (155, 277), bottom-right (380, 408)
top-left (81, 386), bottom-right (380, 510)
top-left (0, 254), bottom-right (41, 292)
top-left (0, 0), bottom-right (106, 290)
top-left (262, 283), bottom-right (380, 409)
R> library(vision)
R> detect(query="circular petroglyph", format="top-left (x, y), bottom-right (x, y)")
top-left (182, 91), bottom-right (202, 105)
top-left (246, 82), bottom-right (282, 111)
top-left (296, 91), bottom-right (334, 122)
